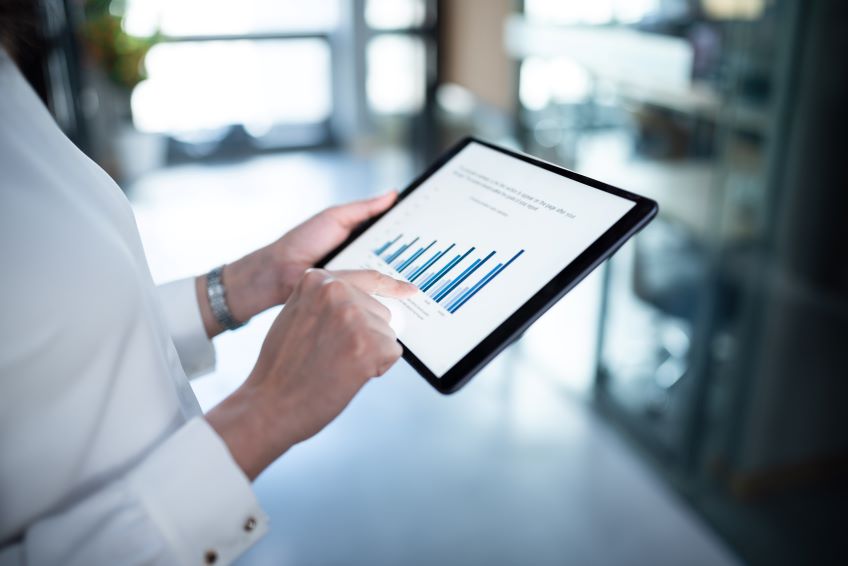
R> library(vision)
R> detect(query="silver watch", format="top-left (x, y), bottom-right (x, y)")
top-left (206, 265), bottom-right (245, 331)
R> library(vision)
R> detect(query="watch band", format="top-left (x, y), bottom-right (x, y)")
top-left (206, 265), bottom-right (245, 331)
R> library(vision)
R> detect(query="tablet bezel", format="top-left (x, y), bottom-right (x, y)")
top-left (317, 137), bottom-right (658, 394)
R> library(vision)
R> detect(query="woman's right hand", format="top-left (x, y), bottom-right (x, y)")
top-left (206, 268), bottom-right (416, 480)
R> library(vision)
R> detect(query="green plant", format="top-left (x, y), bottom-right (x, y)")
top-left (81, 0), bottom-right (159, 91)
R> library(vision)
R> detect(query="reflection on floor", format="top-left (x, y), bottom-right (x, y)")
top-left (129, 148), bottom-right (738, 566)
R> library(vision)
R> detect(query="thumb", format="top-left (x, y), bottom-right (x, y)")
top-left (327, 190), bottom-right (398, 229)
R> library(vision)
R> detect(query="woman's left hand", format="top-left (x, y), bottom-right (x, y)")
top-left (196, 191), bottom-right (399, 337)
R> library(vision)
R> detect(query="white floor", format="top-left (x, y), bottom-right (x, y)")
top-left (129, 148), bottom-right (739, 566)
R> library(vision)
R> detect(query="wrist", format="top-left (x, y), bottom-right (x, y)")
top-left (206, 381), bottom-right (298, 481)
top-left (223, 247), bottom-right (285, 322)
top-left (195, 261), bottom-right (261, 339)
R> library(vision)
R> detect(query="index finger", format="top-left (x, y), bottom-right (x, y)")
top-left (329, 269), bottom-right (418, 298)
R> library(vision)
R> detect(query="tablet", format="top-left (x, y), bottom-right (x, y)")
top-left (319, 137), bottom-right (658, 394)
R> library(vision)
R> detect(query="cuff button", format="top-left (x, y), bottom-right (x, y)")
top-left (204, 550), bottom-right (218, 564)
top-left (244, 517), bottom-right (257, 532)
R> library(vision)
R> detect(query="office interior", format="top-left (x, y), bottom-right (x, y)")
top-left (11, 0), bottom-right (848, 564)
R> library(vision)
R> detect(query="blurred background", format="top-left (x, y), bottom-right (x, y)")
top-left (12, 0), bottom-right (848, 564)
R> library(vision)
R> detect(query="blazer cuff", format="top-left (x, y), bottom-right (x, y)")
top-left (128, 417), bottom-right (269, 565)
top-left (156, 278), bottom-right (216, 378)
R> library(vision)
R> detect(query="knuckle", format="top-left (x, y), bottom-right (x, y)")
top-left (320, 278), bottom-right (347, 300)
top-left (378, 323), bottom-right (397, 343)
top-left (365, 296), bottom-right (390, 318)
top-left (337, 302), bottom-right (361, 324)
top-left (350, 333), bottom-right (369, 357)
top-left (374, 340), bottom-right (402, 376)
top-left (375, 355), bottom-right (398, 376)
top-left (301, 268), bottom-right (328, 288)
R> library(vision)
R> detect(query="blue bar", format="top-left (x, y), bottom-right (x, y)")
top-left (385, 236), bottom-right (419, 264)
top-left (444, 286), bottom-right (470, 310)
top-left (435, 250), bottom-right (496, 303)
top-left (433, 260), bottom-right (480, 302)
top-left (386, 236), bottom-right (419, 263)
top-left (396, 248), bottom-right (422, 270)
top-left (417, 271), bottom-right (436, 286)
top-left (394, 253), bottom-right (414, 269)
top-left (421, 247), bottom-right (475, 292)
top-left (405, 263), bottom-right (421, 276)
top-left (397, 240), bottom-right (435, 273)
top-left (448, 264), bottom-right (502, 313)
top-left (450, 249), bottom-right (524, 313)
top-left (434, 280), bottom-right (452, 296)
top-left (421, 255), bottom-right (461, 291)
top-left (374, 234), bottom-right (402, 256)
top-left (409, 243), bottom-right (455, 283)
top-left (429, 279), bottom-right (452, 299)
top-left (408, 261), bottom-right (433, 282)
top-left (384, 243), bottom-right (409, 263)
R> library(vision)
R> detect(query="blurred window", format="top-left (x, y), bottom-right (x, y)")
top-left (524, 0), bottom-right (659, 25)
top-left (124, 0), bottom-right (339, 37)
top-left (119, 0), bottom-right (436, 153)
top-left (123, 0), bottom-right (337, 146)
top-left (366, 35), bottom-right (426, 115)
top-left (365, 0), bottom-right (427, 30)
top-left (519, 57), bottom-right (591, 112)
top-left (701, 0), bottom-right (766, 20)
top-left (132, 40), bottom-right (331, 134)
top-left (519, 58), bottom-right (552, 112)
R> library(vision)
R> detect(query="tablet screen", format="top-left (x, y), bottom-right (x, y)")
top-left (325, 141), bottom-right (636, 378)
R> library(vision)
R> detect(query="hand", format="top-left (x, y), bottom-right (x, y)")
top-left (205, 268), bottom-right (416, 480)
top-left (267, 191), bottom-right (400, 301)
top-left (196, 191), bottom-right (399, 337)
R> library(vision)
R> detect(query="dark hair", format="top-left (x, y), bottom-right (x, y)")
top-left (0, 0), bottom-right (40, 62)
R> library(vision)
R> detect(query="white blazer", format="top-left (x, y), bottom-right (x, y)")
top-left (0, 50), bottom-right (267, 565)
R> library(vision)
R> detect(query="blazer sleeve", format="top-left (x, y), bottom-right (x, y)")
top-left (2, 418), bottom-right (269, 566)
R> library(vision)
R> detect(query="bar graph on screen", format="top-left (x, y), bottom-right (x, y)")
top-left (323, 141), bottom-right (639, 378)
top-left (373, 234), bottom-right (524, 314)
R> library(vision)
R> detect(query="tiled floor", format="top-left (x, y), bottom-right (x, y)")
top-left (129, 148), bottom-right (739, 566)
